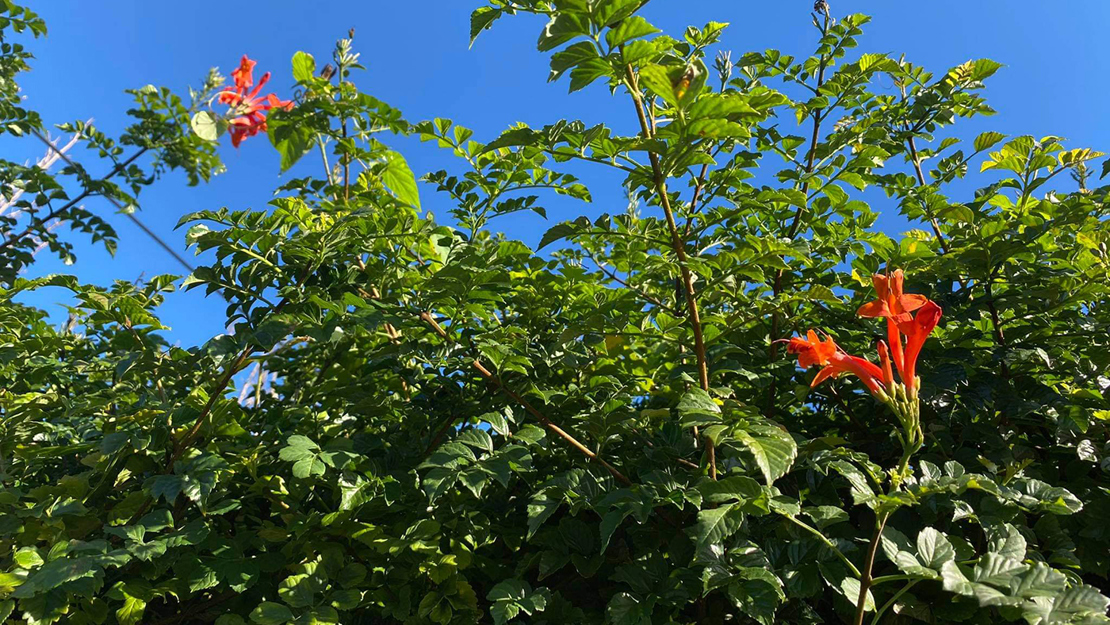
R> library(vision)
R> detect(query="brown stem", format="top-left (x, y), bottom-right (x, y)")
top-left (766, 10), bottom-right (831, 415)
top-left (0, 147), bottom-right (149, 253)
top-left (423, 412), bottom-right (462, 458)
top-left (984, 278), bottom-right (1011, 380)
top-left (907, 135), bottom-right (952, 254)
top-left (853, 514), bottom-right (889, 625)
top-left (624, 64), bottom-right (715, 480)
top-left (472, 360), bottom-right (632, 485)
top-left (418, 311), bottom-right (632, 485)
top-left (362, 282), bottom-right (411, 399)
top-left (130, 265), bottom-right (311, 524)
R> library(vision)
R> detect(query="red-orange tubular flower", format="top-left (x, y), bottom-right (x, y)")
top-left (896, 300), bottom-right (942, 388)
top-left (218, 55), bottom-right (293, 147)
top-left (857, 269), bottom-right (933, 387)
top-left (786, 330), bottom-right (886, 396)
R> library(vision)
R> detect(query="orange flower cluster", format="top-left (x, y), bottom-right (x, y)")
top-left (786, 270), bottom-right (942, 398)
top-left (218, 55), bottom-right (294, 147)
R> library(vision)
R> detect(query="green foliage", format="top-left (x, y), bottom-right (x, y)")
top-left (0, 2), bottom-right (1108, 624)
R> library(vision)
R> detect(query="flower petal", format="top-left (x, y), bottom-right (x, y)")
top-left (897, 293), bottom-right (929, 313)
top-left (857, 299), bottom-right (888, 318)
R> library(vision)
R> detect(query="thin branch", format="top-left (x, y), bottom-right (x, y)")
top-left (907, 134), bottom-right (951, 254)
top-left (681, 162), bottom-right (711, 239)
top-left (780, 512), bottom-right (862, 578)
top-left (0, 146), bottom-right (150, 254)
top-left (766, 8), bottom-right (831, 416)
top-left (29, 130), bottom-right (196, 272)
top-left (419, 310), bottom-right (632, 485)
top-left (584, 247), bottom-right (682, 316)
top-left (853, 513), bottom-right (890, 625)
top-left (624, 63), bottom-right (716, 479)
top-left (870, 579), bottom-right (921, 625)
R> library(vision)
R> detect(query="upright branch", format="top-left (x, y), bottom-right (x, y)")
top-left (906, 133), bottom-right (952, 254)
top-left (624, 64), bottom-right (716, 480)
top-left (766, 6), bottom-right (832, 413)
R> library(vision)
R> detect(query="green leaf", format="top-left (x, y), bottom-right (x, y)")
top-left (380, 151), bottom-right (421, 208)
top-left (880, 527), bottom-right (934, 577)
top-left (727, 572), bottom-right (784, 625)
top-left (470, 6), bottom-right (503, 46)
top-left (116, 594), bottom-right (147, 625)
top-left (839, 577), bottom-right (875, 613)
top-left (279, 574), bottom-right (317, 608)
top-left (292, 51), bottom-right (316, 83)
top-left (697, 475), bottom-right (762, 505)
top-left (456, 428), bottom-right (494, 454)
top-left (689, 502), bottom-right (745, 550)
top-left (607, 592), bottom-right (651, 625)
top-left (605, 16), bottom-right (659, 47)
top-left (281, 435), bottom-right (319, 458)
top-left (527, 494), bottom-right (561, 539)
top-left (537, 13), bottom-right (589, 52)
top-left (734, 422), bottom-right (797, 484)
top-left (190, 111), bottom-right (222, 142)
top-left (13, 547), bottom-right (43, 569)
top-left (916, 527), bottom-right (956, 569)
top-left (677, 388), bottom-right (720, 423)
top-left (973, 131), bottom-right (1006, 152)
top-left (13, 557), bottom-right (96, 597)
top-left (250, 601), bottom-right (294, 625)
top-left (638, 64), bottom-right (678, 107)
top-left (1022, 584), bottom-right (1110, 624)
top-left (267, 109), bottom-right (312, 172)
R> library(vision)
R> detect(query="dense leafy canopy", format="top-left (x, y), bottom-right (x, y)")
top-left (1, 1), bottom-right (1108, 624)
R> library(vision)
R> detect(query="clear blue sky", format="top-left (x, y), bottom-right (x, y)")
top-left (15, 1), bottom-right (1110, 347)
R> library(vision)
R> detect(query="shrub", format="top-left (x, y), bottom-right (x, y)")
top-left (1, 1), bottom-right (1108, 623)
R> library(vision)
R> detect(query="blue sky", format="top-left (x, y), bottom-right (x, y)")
top-left (14, 1), bottom-right (1110, 347)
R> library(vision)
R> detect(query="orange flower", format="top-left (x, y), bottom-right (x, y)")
top-left (895, 300), bottom-right (942, 387)
top-left (786, 330), bottom-right (886, 396)
top-left (217, 55), bottom-right (293, 147)
top-left (856, 269), bottom-right (930, 320)
top-left (229, 55), bottom-right (257, 90)
top-left (857, 269), bottom-right (930, 383)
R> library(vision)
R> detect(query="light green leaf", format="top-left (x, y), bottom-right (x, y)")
top-left (292, 51), bottom-right (315, 82)
top-left (916, 527), bottom-right (956, 569)
top-left (689, 502), bottom-right (744, 550)
top-left (190, 111), bottom-right (222, 142)
top-left (380, 151), bottom-right (421, 209)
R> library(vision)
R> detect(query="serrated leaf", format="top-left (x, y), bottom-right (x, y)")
top-left (734, 422), bottom-right (797, 484)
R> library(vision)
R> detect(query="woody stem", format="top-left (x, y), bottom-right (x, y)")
top-left (624, 63), bottom-right (716, 480)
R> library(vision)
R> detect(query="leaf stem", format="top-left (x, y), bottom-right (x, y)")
top-left (870, 579), bottom-right (920, 625)
top-left (780, 513), bottom-right (862, 578)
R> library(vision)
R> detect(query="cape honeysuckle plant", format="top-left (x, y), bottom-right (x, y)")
top-left (786, 269), bottom-right (944, 624)
top-left (2, 1), bottom-right (1109, 624)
